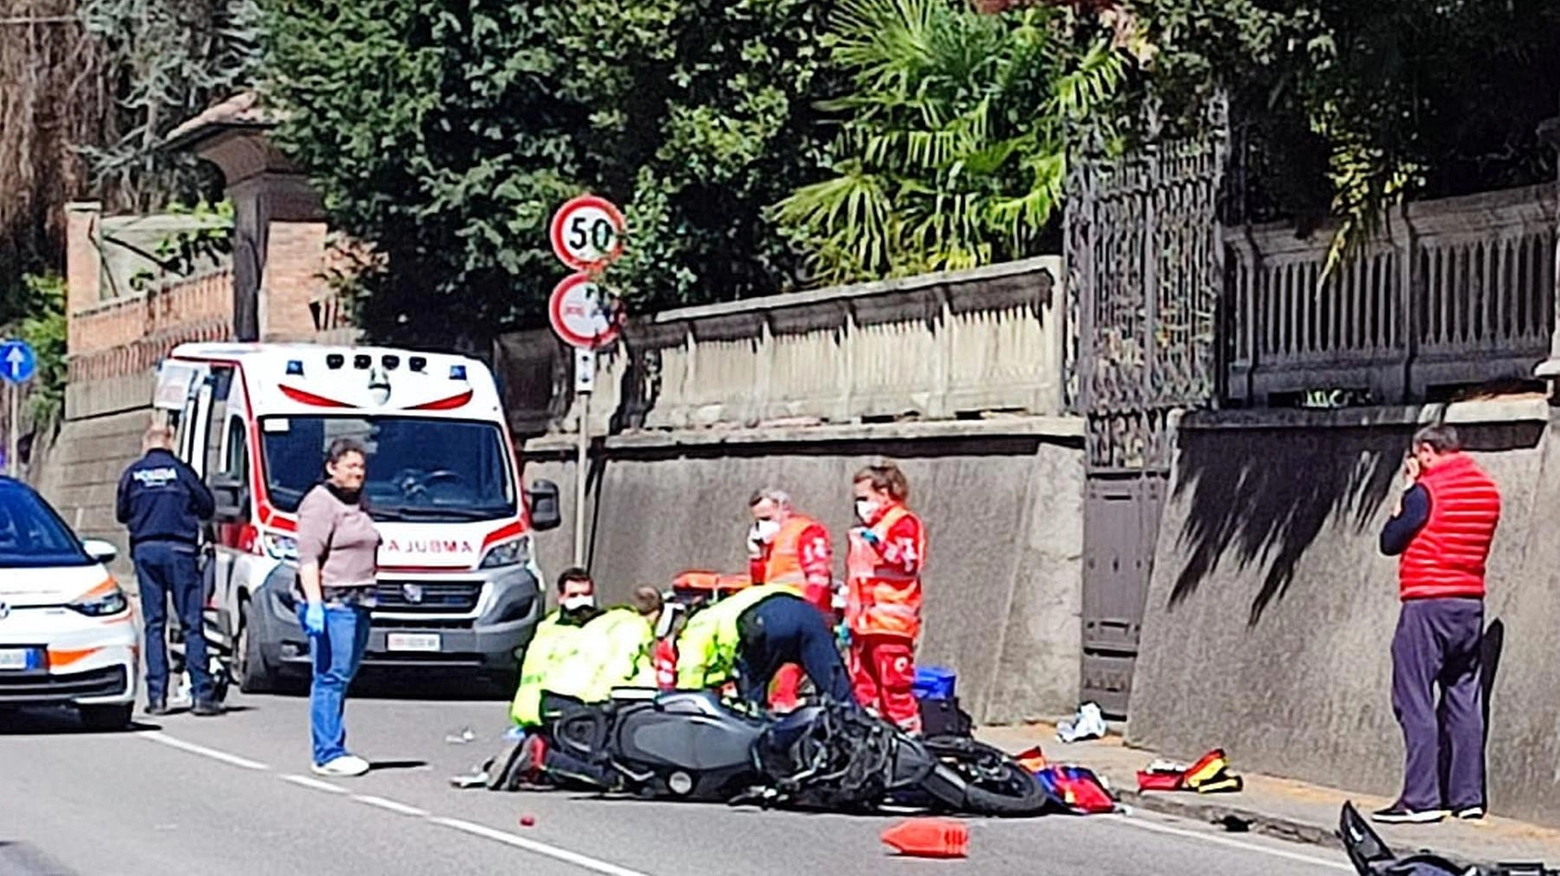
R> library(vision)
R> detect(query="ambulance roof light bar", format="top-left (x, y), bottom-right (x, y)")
top-left (450, 365), bottom-right (466, 381)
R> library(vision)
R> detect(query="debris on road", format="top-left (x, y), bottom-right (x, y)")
top-left (1137, 748), bottom-right (1244, 794)
top-left (445, 727), bottom-right (477, 744)
top-left (1057, 703), bottom-right (1107, 743)
top-left (519, 815), bottom-right (536, 827)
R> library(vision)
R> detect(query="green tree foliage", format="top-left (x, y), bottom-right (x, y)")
top-left (1129, 0), bottom-right (1560, 263)
top-left (9, 274), bottom-right (68, 433)
top-left (80, 0), bottom-right (263, 211)
top-left (261, 0), bottom-right (843, 348)
top-left (771, 0), bottom-right (1128, 284)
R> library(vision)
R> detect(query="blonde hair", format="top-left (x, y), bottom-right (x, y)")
top-left (853, 458), bottom-right (910, 502)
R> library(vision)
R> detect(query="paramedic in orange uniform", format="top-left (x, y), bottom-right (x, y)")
top-left (845, 460), bottom-right (927, 733)
top-left (747, 488), bottom-right (835, 710)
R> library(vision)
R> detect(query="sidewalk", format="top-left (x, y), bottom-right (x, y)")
top-left (977, 722), bottom-right (1560, 871)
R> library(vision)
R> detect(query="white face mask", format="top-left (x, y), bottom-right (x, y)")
top-left (752, 519), bottom-right (782, 543)
top-left (560, 595), bottom-right (595, 612)
top-left (855, 498), bottom-right (879, 523)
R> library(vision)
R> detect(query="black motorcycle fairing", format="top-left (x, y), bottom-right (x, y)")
top-left (608, 691), bottom-right (769, 801)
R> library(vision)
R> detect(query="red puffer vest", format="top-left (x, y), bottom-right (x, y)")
top-left (1398, 452), bottom-right (1501, 601)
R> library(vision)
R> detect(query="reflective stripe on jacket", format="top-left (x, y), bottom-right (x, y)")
top-left (752, 515), bottom-right (835, 612)
top-left (846, 504), bottom-right (925, 640)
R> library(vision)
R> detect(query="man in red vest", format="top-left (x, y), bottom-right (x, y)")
top-left (1374, 424), bottom-right (1500, 825)
top-left (747, 488), bottom-right (835, 709)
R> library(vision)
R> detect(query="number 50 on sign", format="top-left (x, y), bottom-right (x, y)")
top-left (550, 195), bottom-right (626, 272)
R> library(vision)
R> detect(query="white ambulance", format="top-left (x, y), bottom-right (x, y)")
top-left (153, 343), bottom-right (561, 693)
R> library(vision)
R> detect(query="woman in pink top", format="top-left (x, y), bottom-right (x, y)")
top-left (293, 437), bottom-right (381, 777)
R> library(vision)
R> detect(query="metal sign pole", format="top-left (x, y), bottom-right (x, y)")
top-left (7, 382), bottom-right (17, 479)
top-left (573, 348), bottom-right (596, 568)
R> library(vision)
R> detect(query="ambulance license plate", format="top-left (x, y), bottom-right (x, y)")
top-left (387, 633), bottom-right (441, 653)
top-left (0, 648), bottom-right (34, 670)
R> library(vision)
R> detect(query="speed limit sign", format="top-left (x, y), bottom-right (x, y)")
top-left (550, 195), bottom-right (626, 272)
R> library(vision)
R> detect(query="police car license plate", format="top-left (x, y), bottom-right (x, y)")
top-left (0, 648), bottom-right (33, 670)
top-left (387, 633), bottom-right (440, 653)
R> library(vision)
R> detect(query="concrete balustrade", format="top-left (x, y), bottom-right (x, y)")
top-left (494, 256), bottom-right (1066, 437)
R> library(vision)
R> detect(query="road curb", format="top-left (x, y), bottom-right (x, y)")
top-left (1114, 789), bottom-right (1505, 873)
top-left (1114, 788), bottom-right (1341, 848)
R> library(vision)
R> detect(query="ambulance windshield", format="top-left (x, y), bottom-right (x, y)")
top-left (259, 416), bottom-right (516, 522)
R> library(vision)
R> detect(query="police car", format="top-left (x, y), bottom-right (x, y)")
top-left (0, 477), bottom-right (137, 730)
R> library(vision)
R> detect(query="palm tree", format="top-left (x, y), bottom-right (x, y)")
top-left (771, 0), bottom-right (1127, 286)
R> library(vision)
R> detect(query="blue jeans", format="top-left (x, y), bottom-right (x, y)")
top-left (295, 604), bottom-right (371, 765)
top-left (133, 540), bottom-right (211, 704)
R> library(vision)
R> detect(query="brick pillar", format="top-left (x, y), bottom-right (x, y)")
top-left (259, 219), bottom-right (330, 341)
top-left (64, 201), bottom-right (102, 353)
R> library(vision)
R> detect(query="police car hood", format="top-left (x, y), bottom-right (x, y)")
top-left (0, 563), bottom-right (114, 608)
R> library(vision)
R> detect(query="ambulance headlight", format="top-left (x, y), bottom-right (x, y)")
top-left (263, 532), bottom-right (299, 562)
top-left (479, 536), bottom-right (530, 570)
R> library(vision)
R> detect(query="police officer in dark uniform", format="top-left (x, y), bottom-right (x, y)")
top-left (115, 423), bottom-right (220, 716)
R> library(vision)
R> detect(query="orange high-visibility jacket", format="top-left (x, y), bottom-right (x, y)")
top-left (845, 504), bottom-right (926, 640)
top-left (750, 514), bottom-right (834, 611)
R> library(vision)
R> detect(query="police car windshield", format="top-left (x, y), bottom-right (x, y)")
top-left (259, 416), bottom-right (516, 522)
top-left (0, 481), bottom-right (93, 568)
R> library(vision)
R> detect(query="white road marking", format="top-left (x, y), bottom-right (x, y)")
top-left (1104, 813), bottom-right (1354, 872)
top-left (139, 727), bottom-right (1345, 876)
top-left (139, 731), bottom-right (270, 771)
top-left (430, 816), bottom-right (653, 876)
top-left (280, 774), bottom-right (350, 794)
top-left (353, 795), bottom-right (428, 817)
top-left (139, 729), bottom-right (655, 876)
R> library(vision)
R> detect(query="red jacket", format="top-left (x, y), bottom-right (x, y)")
top-left (1398, 453), bottom-right (1501, 601)
top-left (750, 515), bottom-right (834, 614)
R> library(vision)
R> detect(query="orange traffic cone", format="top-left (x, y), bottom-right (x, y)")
top-left (880, 818), bottom-right (969, 859)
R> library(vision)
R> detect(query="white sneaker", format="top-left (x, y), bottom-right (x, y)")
top-left (312, 755), bottom-right (370, 777)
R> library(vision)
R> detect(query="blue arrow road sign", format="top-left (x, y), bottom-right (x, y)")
top-left (0, 340), bottom-right (36, 384)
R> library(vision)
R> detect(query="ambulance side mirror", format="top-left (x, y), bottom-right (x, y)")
top-left (527, 479), bottom-right (561, 532)
top-left (210, 473), bottom-right (250, 522)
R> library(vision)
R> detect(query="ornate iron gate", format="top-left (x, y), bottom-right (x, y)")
top-left (1064, 97), bottom-right (1230, 718)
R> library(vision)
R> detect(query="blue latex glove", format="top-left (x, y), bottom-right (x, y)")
top-left (303, 602), bottom-right (326, 637)
top-left (854, 527), bottom-right (882, 547)
top-left (834, 621), bottom-right (851, 651)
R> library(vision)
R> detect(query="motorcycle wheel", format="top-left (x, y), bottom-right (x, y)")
top-left (923, 737), bottom-right (1049, 818)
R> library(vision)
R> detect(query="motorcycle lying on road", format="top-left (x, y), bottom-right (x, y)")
top-left (1339, 801), bottom-right (1556, 876)
top-left (547, 688), bottom-right (1049, 817)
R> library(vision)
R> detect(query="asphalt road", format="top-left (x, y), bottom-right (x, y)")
top-left (0, 683), bottom-right (1357, 876)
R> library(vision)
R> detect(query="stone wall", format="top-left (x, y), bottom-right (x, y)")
top-left (522, 419), bottom-right (1086, 725)
top-left (1126, 397), bottom-right (1560, 825)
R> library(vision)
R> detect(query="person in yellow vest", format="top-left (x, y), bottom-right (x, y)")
top-left (674, 582), bottom-right (852, 709)
top-left (508, 566), bottom-right (601, 729)
top-left (469, 585), bottom-right (662, 790)
top-left (746, 488), bottom-right (837, 711)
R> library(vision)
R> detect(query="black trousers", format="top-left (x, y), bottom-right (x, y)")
top-left (537, 693), bottom-right (615, 788)
top-left (735, 594), bottom-right (853, 707)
